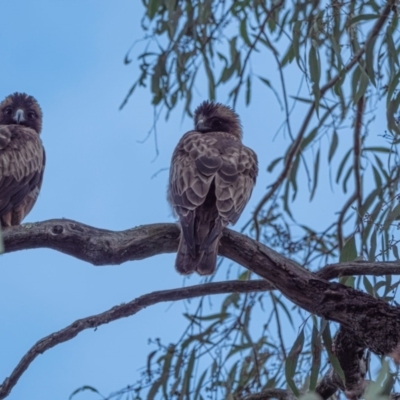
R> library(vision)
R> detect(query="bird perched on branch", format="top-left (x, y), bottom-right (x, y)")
top-left (0, 93), bottom-right (45, 227)
top-left (168, 101), bottom-right (258, 275)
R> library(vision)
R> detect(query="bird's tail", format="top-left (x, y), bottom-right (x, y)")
top-left (195, 238), bottom-right (219, 275)
top-left (175, 234), bottom-right (200, 275)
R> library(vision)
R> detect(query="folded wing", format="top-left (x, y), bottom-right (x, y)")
top-left (0, 125), bottom-right (45, 226)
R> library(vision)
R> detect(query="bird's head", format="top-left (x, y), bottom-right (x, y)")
top-left (0, 92), bottom-right (42, 134)
top-left (193, 101), bottom-right (242, 139)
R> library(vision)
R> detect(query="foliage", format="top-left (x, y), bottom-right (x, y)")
top-left (79, 0), bottom-right (400, 399)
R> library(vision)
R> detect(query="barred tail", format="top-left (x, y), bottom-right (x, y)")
top-left (195, 239), bottom-right (219, 275)
top-left (175, 235), bottom-right (200, 275)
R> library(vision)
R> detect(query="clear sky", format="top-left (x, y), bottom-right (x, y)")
top-left (0, 2), bottom-right (392, 400)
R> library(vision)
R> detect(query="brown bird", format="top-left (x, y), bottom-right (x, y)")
top-left (0, 92), bottom-right (45, 227)
top-left (168, 101), bottom-right (258, 275)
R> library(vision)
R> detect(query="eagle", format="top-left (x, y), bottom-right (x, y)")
top-left (168, 101), bottom-right (258, 275)
top-left (0, 92), bottom-right (45, 227)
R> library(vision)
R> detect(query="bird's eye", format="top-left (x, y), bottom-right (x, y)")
top-left (28, 111), bottom-right (36, 119)
top-left (4, 107), bottom-right (12, 116)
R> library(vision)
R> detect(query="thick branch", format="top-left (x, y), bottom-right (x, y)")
top-left (0, 279), bottom-right (272, 399)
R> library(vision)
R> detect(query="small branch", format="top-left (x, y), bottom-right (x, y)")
top-left (317, 260), bottom-right (400, 280)
top-left (0, 280), bottom-right (273, 399)
top-left (242, 388), bottom-right (297, 400)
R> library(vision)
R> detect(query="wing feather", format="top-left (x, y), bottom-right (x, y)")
top-left (214, 145), bottom-right (258, 225)
top-left (0, 125), bottom-right (45, 218)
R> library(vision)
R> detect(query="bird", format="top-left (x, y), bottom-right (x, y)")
top-left (168, 101), bottom-right (258, 275)
top-left (0, 92), bottom-right (45, 227)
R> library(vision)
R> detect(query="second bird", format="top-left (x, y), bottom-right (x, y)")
top-left (168, 101), bottom-right (258, 275)
top-left (0, 92), bottom-right (45, 227)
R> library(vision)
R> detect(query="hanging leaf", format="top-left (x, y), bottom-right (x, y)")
top-left (340, 236), bottom-right (357, 262)
top-left (285, 327), bottom-right (305, 396)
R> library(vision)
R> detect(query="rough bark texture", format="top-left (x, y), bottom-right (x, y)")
top-left (3, 219), bottom-right (400, 399)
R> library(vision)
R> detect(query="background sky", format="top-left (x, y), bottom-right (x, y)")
top-left (0, 2), bottom-right (392, 400)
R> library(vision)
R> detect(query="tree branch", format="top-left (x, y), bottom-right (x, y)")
top-left (4, 219), bottom-right (400, 399)
top-left (4, 219), bottom-right (400, 354)
top-left (0, 279), bottom-right (273, 399)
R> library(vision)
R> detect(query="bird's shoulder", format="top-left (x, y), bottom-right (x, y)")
top-left (174, 130), bottom-right (242, 159)
top-left (0, 124), bottom-right (44, 177)
top-left (0, 124), bottom-right (41, 150)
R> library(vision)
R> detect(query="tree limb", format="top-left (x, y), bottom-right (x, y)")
top-left (4, 219), bottom-right (400, 399)
top-left (0, 279), bottom-right (273, 399)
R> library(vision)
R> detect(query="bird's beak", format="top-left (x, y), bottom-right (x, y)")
top-left (196, 119), bottom-right (208, 132)
top-left (13, 109), bottom-right (25, 124)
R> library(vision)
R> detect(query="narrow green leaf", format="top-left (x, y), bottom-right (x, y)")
top-left (69, 386), bottom-right (101, 400)
top-left (309, 43), bottom-right (321, 111)
top-left (363, 276), bottom-right (375, 296)
top-left (301, 128), bottom-right (318, 151)
top-left (350, 14), bottom-right (379, 25)
top-left (364, 146), bottom-right (391, 153)
top-left (330, 34), bottom-right (343, 68)
top-left (310, 149), bottom-right (320, 201)
top-left (372, 166), bottom-right (383, 190)
top-left (383, 202), bottom-right (400, 230)
top-left (393, 244), bottom-right (399, 260)
top-left (340, 236), bottom-right (357, 262)
top-left (309, 324), bottom-right (321, 390)
top-left (239, 19), bottom-right (251, 46)
top-left (328, 131), bottom-right (339, 163)
top-left (386, 27), bottom-right (399, 67)
top-left (321, 321), bottom-right (345, 384)
top-left (292, 21), bottom-right (302, 67)
top-left (182, 349), bottom-right (196, 398)
top-left (365, 35), bottom-right (377, 86)
top-left (203, 56), bottom-right (216, 100)
top-left (194, 369), bottom-right (207, 400)
top-left (369, 228), bottom-right (377, 262)
top-left (281, 44), bottom-right (295, 66)
top-left (353, 70), bottom-right (369, 104)
top-left (336, 148), bottom-right (352, 183)
top-left (267, 156), bottom-right (283, 172)
top-left (147, 0), bottom-right (162, 19)
top-left (285, 328), bottom-right (305, 396)
top-left (342, 166), bottom-right (353, 194)
top-left (245, 75), bottom-right (251, 105)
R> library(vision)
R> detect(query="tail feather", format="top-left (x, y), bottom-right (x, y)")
top-left (175, 235), bottom-right (200, 275)
top-left (195, 239), bottom-right (219, 275)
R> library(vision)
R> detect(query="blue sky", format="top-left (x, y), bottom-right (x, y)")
top-left (0, 2), bottom-right (393, 399)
